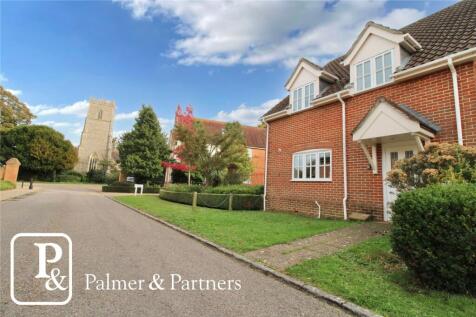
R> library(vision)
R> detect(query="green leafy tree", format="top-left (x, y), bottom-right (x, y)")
top-left (118, 105), bottom-right (169, 184)
top-left (0, 125), bottom-right (77, 178)
top-left (0, 85), bottom-right (35, 130)
top-left (174, 121), bottom-right (252, 186)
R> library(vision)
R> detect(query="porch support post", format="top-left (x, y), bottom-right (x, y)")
top-left (371, 144), bottom-right (378, 174)
top-left (413, 134), bottom-right (425, 152)
top-left (359, 142), bottom-right (378, 175)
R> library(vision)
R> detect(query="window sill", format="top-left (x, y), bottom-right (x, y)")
top-left (353, 80), bottom-right (394, 95)
top-left (291, 179), bottom-right (332, 183)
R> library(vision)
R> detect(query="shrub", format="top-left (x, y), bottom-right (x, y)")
top-left (391, 183), bottom-right (476, 294)
top-left (232, 194), bottom-right (263, 210)
top-left (387, 143), bottom-right (476, 191)
top-left (164, 183), bottom-right (203, 193)
top-left (56, 170), bottom-right (84, 183)
top-left (102, 182), bottom-right (161, 193)
top-left (204, 184), bottom-right (264, 195)
top-left (86, 169), bottom-right (106, 183)
top-left (159, 190), bottom-right (193, 205)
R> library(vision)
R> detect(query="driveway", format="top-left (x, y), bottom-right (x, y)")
top-left (0, 185), bottom-right (351, 316)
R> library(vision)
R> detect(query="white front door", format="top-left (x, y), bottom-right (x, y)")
top-left (382, 142), bottom-right (417, 221)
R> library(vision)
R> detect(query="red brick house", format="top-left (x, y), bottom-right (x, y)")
top-left (262, 0), bottom-right (476, 221)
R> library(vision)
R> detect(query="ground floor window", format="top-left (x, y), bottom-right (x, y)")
top-left (292, 150), bottom-right (331, 181)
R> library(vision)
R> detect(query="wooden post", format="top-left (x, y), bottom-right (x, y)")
top-left (188, 170), bottom-right (191, 186)
top-left (192, 191), bottom-right (197, 210)
top-left (228, 194), bottom-right (233, 211)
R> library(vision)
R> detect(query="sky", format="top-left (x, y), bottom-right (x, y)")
top-left (1, 0), bottom-right (456, 146)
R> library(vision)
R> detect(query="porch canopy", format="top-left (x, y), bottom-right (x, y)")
top-left (352, 97), bottom-right (440, 174)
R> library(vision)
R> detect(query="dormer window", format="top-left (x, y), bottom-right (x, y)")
top-left (356, 50), bottom-right (393, 91)
top-left (292, 82), bottom-right (314, 112)
top-left (375, 51), bottom-right (392, 85)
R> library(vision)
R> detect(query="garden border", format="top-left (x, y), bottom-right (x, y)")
top-left (110, 196), bottom-right (381, 317)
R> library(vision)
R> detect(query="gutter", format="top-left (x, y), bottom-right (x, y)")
top-left (337, 93), bottom-right (348, 221)
top-left (447, 57), bottom-right (464, 145)
top-left (394, 47), bottom-right (476, 82)
top-left (263, 122), bottom-right (269, 211)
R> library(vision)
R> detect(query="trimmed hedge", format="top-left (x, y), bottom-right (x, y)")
top-left (163, 183), bottom-right (264, 195)
top-left (391, 183), bottom-right (476, 294)
top-left (159, 190), bottom-right (263, 210)
top-left (102, 182), bottom-right (161, 193)
top-left (159, 190), bottom-right (193, 205)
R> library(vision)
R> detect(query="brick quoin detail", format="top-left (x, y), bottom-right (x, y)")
top-left (266, 62), bottom-right (476, 221)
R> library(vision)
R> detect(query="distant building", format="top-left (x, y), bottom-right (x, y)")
top-left (74, 98), bottom-right (116, 173)
top-left (165, 114), bottom-right (266, 185)
top-left (195, 118), bottom-right (266, 185)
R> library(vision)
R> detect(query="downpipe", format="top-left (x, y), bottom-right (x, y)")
top-left (263, 121), bottom-right (269, 211)
top-left (337, 93), bottom-right (348, 220)
top-left (447, 57), bottom-right (464, 145)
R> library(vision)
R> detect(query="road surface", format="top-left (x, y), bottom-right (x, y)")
top-left (0, 185), bottom-right (351, 316)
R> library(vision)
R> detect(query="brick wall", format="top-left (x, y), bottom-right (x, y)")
top-left (266, 61), bottom-right (476, 220)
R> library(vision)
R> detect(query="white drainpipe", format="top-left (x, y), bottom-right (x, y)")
top-left (263, 121), bottom-right (269, 211)
top-left (337, 92), bottom-right (348, 220)
top-left (447, 57), bottom-right (464, 145)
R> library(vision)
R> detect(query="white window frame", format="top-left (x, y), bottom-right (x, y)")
top-left (355, 49), bottom-right (394, 92)
top-left (292, 82), bottom-right (315, 112)
top-left (292, 149), bottom-right (332, 182)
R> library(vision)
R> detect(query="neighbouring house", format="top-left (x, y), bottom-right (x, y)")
top-left (165, 110), bottom-right (266, 185)
top-left (262, 0), bottom-right (476, 221)
top-left (75, 98), bottom-right (116, 173)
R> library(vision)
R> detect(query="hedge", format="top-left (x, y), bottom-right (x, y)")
top-left (159, 190), bottom-right (263, 210)
top-left (391, 183), bottom-right (476, 294)
top-left (163, 183), bottom-right (264, 195)
top-left (159, 190), bottom-right (194, 205)
top-left (102, 183), bottom-right (161, 193)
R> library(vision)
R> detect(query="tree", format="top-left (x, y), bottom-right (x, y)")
top-left (0, 85), bottom-right (35, 130)
top-left (0, 125), bottom-right (77, 178)
top-left (118, 105), bottom-right (169, 184)
top-left (174, 119), bottom-right (252, 186)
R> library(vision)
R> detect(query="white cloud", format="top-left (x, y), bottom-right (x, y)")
top-left (34, 120), bottom-right (79, 128)
top-left (32, 100), bottom-right (89, 117)
top-left (73, 126), bottom-right (83, 135)
top-left (113, 130), bottom-right (127, 138)
top-left (116, 0), bottom-right (425, 67)
top-left (6, 88), bottom-right (22, 96)
top-left (115, 111), bottom-right (139, 120)
top-left (216, 98), bottom-right (281, 126)
top-left (374, 8), bottom-right (426, 29)
top-left (0, 73), bottom-right (7, 82)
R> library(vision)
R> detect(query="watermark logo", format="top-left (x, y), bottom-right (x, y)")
top-left (10, 233), bottom-right (72, 305)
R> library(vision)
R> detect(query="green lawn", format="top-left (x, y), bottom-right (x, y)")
top-left (287, 235), bottom-right (476, 317)
top-left (115, 195), bottom-right (352, 253)
top-left (0, 180), bottom-right (15, 191)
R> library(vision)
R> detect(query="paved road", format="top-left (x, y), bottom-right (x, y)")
top-left (0, 185), bottom-right (351, 316)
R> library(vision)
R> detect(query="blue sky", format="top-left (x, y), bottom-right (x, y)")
top-left (1, 0), bottom-right (455, 145)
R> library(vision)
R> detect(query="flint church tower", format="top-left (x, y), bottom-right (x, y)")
top-left (74, 98), bottom-right (115, 173)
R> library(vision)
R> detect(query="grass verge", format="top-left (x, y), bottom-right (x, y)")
top-left (115, 195), bottom-right (352, 253)
top-left (0, 180), bottom-right (15, 191)
top-left (286, 235), bottom-right (476, 317)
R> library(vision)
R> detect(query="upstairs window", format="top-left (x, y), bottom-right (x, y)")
top-left (292, 82), bottom-right (314, 112)
top-left (292, 150), bottom-right (331, 181)
top-left (375, 51), bottom-right (392, 85)
top-left (356, 50), bottom-right (393, 91)
top-left (356, 60), bottom-right (371, 91)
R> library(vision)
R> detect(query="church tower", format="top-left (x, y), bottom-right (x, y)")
top-left (74, 98), bottom-right (115, 173)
